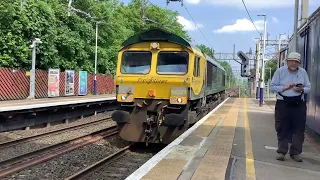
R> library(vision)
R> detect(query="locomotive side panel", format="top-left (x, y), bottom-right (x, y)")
top-left (189, 55), bottom-right (206, 100)
top-left (205, 61), bottom-right (226, 94)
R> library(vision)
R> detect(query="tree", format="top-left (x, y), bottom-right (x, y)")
top-left (0, 0), bottom-right (190, 76)
top-left (196, 44), bottom-right (214, 59)
top-left (264, 59), bottom-right (277, 82)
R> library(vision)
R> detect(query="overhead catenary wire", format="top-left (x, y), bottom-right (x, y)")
top-left (145, 1), bottom-right (213, 49)
top-left (145, 0), bottom-right (199, 45)
top-left (143, 0), bottom-right (181, 29)
top-left (241, 0), bottom-right (262, 36)
top-left (182, 4), bottom-right (213, 48)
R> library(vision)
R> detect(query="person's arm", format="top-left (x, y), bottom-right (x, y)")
top-left (270, 69), bottom-right (284, 93)
top-left (303, 69), bottom-right (311, 94)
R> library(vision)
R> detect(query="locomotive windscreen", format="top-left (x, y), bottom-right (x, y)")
top-left (157, 51), bottom-right (188, 74)
top-left (121, 51), bottom-right (152, 74)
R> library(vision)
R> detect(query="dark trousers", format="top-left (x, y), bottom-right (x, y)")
top-left (274, 100), bottom-right (307, 155)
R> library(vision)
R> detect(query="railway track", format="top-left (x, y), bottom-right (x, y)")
top-left (0, 117), bottom-right (112, 150)
top-left (0, 89), bottom-right (237, 179)
top-left (0, 126), bottom-right (118, 179)
top-left (62, 90), bottom-right (238, 180)
top-left (65, 143), bottom-right (164, 180)
top-left (65, 145), bottom-right (132, 180)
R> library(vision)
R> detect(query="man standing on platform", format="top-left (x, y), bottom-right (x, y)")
top-left (270, 52), bottom-right (311, 162)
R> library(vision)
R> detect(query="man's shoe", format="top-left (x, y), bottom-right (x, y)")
top-left (290, 154), bottom-right (302, 162)
top-left (276, 153), bottom-right (285, 161)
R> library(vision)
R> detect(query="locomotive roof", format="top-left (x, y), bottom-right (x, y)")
top-left (205, 54), bottom-right (225, 71)
top-left (121, 28), bottom-right (202, 53)
top-left (121, 28), bottom-right (225, 72)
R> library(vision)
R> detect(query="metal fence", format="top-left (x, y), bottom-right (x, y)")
top-left (0, 68), bottom-right (115, 101)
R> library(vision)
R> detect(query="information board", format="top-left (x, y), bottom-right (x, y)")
top-left (78, 71), bottom-right (88, 95)
top-left (48, 69), bottom-right (60, 97)
top-left (65, 70), bottom-right (75, 96)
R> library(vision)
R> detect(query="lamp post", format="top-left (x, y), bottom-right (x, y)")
top-left (93, 20), bottom-right (104, 95)
top-left (293, 0), bottom-right (299, 52)
top-left (67, 0), bottom-right (103, 95)
top-left (254, 37), bottom-right (260, 100)
top-left (257, 14), bottom-right (267, 106)
top-left (267, 67), bottom-right (271, 99)
top-left (277, 33), bottom-right (285, 68)
top-left (27, 38), bottom-right (42, 100)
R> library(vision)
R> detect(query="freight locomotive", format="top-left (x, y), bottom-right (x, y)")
top-left (111, 28), bottom-right (227, 145)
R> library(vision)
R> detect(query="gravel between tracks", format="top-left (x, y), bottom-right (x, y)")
top-left (0, 115), bottom-right (116, 163)
top-left (86, 151), bottom-right (154, 180)
top-left (0, 113), bottom-right (111, 143)
top-left (3, 136), bottom-right (131, 180)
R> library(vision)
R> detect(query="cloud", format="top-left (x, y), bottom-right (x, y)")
top-left (184, 0), bottom-right (319, 9)
top-left (272, 17), bottom-right (279, 23)
top-left (177, 16), bottom-right (203, 31)
top-left (185, 0), bottom-right (201, 4)
top-left (213, 18), bottom-right (264, 33)
top-left (206, 0), bottom-right (292, 9)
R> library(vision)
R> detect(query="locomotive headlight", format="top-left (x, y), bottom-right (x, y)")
top-left (117, 85), bottom-right (134, 102)
top-left (150, 42), bottom-right (159, 49)
top-left (170, 87), bottom-right (187, 104)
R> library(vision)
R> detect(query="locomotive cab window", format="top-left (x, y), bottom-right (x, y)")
top-left (194, 56), bottom-right (200, 77)
top-left (157, 51), bottom-right (188, 75)
top-left (121, 51), bottom-right (152, 74)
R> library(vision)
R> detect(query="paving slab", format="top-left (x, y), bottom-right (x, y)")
top-left (229, 98), bottom-right (320, 180)
top-left (191, 98), bottom-right (241, 180)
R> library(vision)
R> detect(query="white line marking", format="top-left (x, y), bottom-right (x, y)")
top-left (125, 97), bottom-right (231, 180)
top-left (0, 97), bottom-right (116, 112)
top-left (264, 146), bottom-right (278, 150)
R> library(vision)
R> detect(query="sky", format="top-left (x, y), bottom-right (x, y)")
top-left (120, 0), bottom-right (320, 78)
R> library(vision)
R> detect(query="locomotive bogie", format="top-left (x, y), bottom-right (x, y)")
top-left (112, 99), bottom-right (191, 144)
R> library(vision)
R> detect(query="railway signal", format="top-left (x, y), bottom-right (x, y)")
top-left (238, 51), bottom-right (250, 77)
top-left (166, 0), bottom-right (184, 6)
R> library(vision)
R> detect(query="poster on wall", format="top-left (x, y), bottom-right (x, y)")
top-left (78, 71), bottom-right (88, 96)
top-left (65, 70), bottom-right (75, 96)
top-left (48, 68), bottom-right (60, 97)
top-left (279, 49), bottom-right (288, 67)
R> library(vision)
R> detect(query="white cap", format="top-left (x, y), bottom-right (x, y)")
top-left (286, 52), bottom-right (301, 63)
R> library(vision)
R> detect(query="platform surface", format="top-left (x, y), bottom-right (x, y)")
top-left (0, 94), bottom-right (115, 112)
top-left (128, 98), bottom-right (320, 180)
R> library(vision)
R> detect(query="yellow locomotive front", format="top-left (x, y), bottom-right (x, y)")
top-left (111, 28), bottom-right (205, 145)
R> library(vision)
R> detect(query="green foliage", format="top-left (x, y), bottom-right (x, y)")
top-left (196, 44), bottom-right (214, 59)
top-left (0, 0), bottom-right (237, 85)
top-left (265, 59), bottom-right (277, 81)
top-left (0, 0), bottom-right (190, 75)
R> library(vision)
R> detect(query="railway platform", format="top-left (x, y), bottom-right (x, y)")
top-left (0, 94), bottom-right (116, 132)
top-left (127, 97), bottom-right (320, 180)
top-left (0, 94), bottom-right (115, 113)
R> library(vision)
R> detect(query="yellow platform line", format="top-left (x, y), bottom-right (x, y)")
top-left (244, 98), bottom-right (256, 180)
